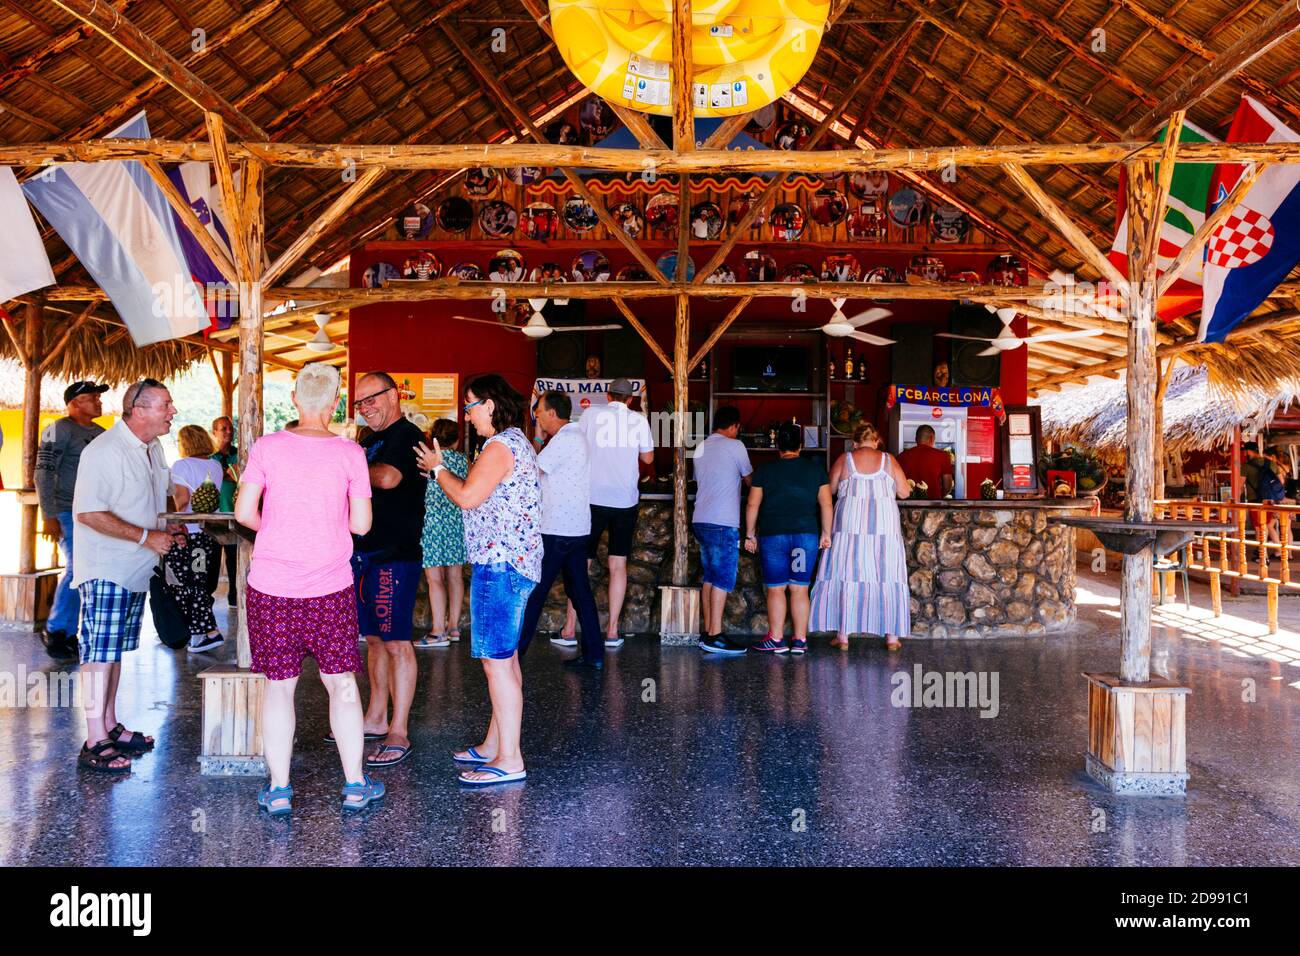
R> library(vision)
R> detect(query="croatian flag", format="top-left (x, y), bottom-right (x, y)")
top-left (22, 111), bottom-right (208, 347)
top-left (1200, 96), bottom-right (1300, 343)
top-left (166, 162), bottom-right (238, 332)
top-left (1109, 117), bottom-right (1219, 322)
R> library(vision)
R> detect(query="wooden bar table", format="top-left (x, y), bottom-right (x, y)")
top-left (160, 512), bottom-right (267, 776)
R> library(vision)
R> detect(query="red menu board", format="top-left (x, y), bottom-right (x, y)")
top-left (968, 415), bottom-right (996, 463)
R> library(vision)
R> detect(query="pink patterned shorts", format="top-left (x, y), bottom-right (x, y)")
top-left (247, 584), bottom-right (362, 681)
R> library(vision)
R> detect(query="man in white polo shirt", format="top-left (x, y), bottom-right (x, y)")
top-left (72, 378), bottom-right (179, 773)
top-left (518, 390), bottom-right (604, 669)
top-left (568, 377), bottom-right (653, 646)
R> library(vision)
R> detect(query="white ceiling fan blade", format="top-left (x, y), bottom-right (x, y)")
top-left (845, 307), bottom-right (892, 327)
top-left (934, 332), bottom-right (995, 342)
top-left (548, 324), bottom-right (623, 332)
top-left (1021, 329), bottom-right (1106, 345)
top-left (450, 314), bottom-right (521, 330)
top-left (976, 345), bottom-right (1007, 356)
top-left (848, 331), bottom-right (896, 346)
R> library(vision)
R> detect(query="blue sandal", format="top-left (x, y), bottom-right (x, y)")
top-left (341, 774), bottom-right (385, 812)
top-left (258, 783), bottom-right (293, 817)
top-left (458, 765), bottom-right (527, 787)
top-left (452, 745), bottom-right (491, 764)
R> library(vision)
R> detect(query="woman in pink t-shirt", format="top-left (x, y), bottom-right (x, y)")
top-left (234, 363), bottom-right (383, 816)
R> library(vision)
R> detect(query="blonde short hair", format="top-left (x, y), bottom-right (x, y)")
top-left (294, 362), bottom-right (341, 414)
top-left (852, 422), bottom-right (882, 449)
top-left (178, 424), bottom-right (215, 459)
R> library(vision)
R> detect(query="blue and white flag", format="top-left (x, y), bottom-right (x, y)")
top-left (0, 167), bottom-right (55, 301)
top-left (22, 111), bottom-right (208, 346)
top-left (1199, 97), bottom-right (1300, 343)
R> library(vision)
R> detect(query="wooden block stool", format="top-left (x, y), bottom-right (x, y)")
top-left (197, 666), bottom-right (267, 776)
top-left (658, 585), bottom-right (700, 645)
top-left (1084, 672), bottom-right (1190, 796)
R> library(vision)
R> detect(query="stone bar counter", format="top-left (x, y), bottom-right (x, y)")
top-left (413, 498), bottom-right (1089, 641)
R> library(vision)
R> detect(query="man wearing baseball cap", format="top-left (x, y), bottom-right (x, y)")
top-left (35, 381), bottom-right (109, 660)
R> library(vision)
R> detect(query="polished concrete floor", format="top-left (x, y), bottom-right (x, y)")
top-left (1, 568), bottom-right (1297, 866)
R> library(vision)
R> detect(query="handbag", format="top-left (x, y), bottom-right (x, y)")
top-left (150, 561), bottom-right (191, 649)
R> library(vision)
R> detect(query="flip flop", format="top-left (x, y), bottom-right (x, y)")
top-left (365, 744), bottom-right (413, 768)
top-left (325, 730), bottom-right (386, 743)
top-left (458, 765), bottom-right (527, 787)
top-left (452, 745), bottom-right (491, 764)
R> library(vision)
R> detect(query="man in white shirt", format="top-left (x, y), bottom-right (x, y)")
top-left (569, 378), bottom-right (654, 645)
top-left (72, 378), bottom-right (180, 773)
top-left (691, 405), bottom-right (752, 654)
top-left (517, 391), bottom-right (604, 669)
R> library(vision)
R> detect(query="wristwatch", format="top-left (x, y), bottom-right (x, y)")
top-left (432, 464), bottom-right (446, 479)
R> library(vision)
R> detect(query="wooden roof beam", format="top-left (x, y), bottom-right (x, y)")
top-left (141, 159), bottom-right (239, 286)
top-left (1122, 2), bottom-right (1300, 137)
top-left (49, 0), bottom-right (266, 140)
top-left (672, 0), bottom-right (694, 151)
top-left (848, 17), bottom-right (923, 143)
top-left (263, 166), bottom-right (384, 286)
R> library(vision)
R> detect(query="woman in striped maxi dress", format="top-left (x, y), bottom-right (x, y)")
top-left (809, 423), bottom-right (911, 650)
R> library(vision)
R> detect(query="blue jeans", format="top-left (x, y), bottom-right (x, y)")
top-left (470, 562), bottom-right (536, 660)
top-left (517, 534), bottom-right (604, 663)
top-left (47, 510), bottom-right (79, 635)
top-left (758, 533), bottom-right (820, 587)
top-left (693, 522), bottom-right (739, 592)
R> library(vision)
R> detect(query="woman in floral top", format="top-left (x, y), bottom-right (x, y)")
top-left (414, 418), bottom-right (468, 649)
top-left (415, 374), bottom-right (541, 787)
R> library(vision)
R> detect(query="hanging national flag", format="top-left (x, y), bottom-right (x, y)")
top-left (0, 167), bottom-right (56, 302)
top-left (21, 111), bottom-right (208, 347)
top-left (1108, 118), bottom-right (1219, 321)
top-left (166, 162), bottom-right (239, 332)
top-left (1199, 96), bottom-right (1300, 344)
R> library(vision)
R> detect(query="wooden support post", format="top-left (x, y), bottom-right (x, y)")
top-left (19, 299), bottom-right (44, 576)
top-left (235, 159), bottom-right (265, 673)
top-left (660, 292), bottom-right (700, 641)
top-left (221, 351), bottom-right (234, 420)
top-left (1153, 357), bottom-right (1173, 500)
top-left (671, 0), bottom-right (693, 152)
top-left (1267, 582), bottom-right (1279, 635)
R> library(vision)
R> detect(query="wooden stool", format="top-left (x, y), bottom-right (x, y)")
top-left (197, 666), bottom-right (267, 775)
top-left (658, 585), bottom-right (700, 645)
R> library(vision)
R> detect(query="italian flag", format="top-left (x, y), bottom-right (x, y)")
top-left (1108, 118), bottom-right (1220, 322)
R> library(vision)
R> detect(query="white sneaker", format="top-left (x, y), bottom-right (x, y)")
top-left (604, 637), bottom-right (626, 648)
top-left (550, 635), bottom-right (578, 647)
top-left (188, 633), bottom-right (225, 654)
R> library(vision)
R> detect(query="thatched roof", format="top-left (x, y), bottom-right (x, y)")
top-left (3, 1), bottom-right (1300, 381)
top-left (0, 359), bottom-right (129, 411)
top-left (1035, 364), bottom-right (1300, 455)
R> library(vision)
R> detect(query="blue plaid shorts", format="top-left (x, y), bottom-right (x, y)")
top-left (77, 580), bottom-right (147, 664)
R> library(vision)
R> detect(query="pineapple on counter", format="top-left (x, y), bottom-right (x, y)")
top-left (190, 477), bottom-right (221, 513)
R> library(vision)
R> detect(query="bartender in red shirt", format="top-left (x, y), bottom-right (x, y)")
top-left (896, 425), bottom-right (955, 499)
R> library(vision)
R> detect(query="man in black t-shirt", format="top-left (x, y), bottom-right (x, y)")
top-left (352, 372), bottom-right (427, 769)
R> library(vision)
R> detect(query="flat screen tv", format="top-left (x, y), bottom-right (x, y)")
top-left (731, 346), bottom-right (810, 392)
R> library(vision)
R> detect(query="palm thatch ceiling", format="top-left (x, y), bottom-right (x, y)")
top-left (3, 0), bottom-right (1300, 384)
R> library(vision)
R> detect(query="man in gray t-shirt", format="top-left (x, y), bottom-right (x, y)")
top-left (691, 406), bottom-right (752, 652)
top-left (34, 381), bottom-right (108, 659)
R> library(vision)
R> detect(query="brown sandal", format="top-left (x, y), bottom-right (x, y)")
top-left (79, 740), bottom-right (132, 773)
top-left (107, 722), bottom-right (154, 753)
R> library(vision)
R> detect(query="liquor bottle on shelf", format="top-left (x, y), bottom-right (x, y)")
top-left (857, 360), bottom-right (866, 382)
top-left (698, 356), bottom-right (709, 379)
top-left (844, 348), bottom-right (855, 378)
top-left (828, 358), bottom-right (836, 380)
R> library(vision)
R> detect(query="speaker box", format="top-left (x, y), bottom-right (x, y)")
top-left (948, 304), bottom-right (1002, 386)
top-left (535, 300), bottom-right (587, 377)
top-left (890, 324), bottom-right (934, 384)
top-left (603, 326), bottom-right (645, 379)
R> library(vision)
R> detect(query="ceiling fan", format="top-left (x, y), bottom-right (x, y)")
top-left (819, 298), bottom-right (895, 346)
top-left (936, 304), bottom-right (1105, 356)
top-left (451, 299), bottom-right (620, 339)
top-left (305, 312), bottom-right (336, 351)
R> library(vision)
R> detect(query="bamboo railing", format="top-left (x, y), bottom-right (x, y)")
top-left (1155, 499), bottom-right (1298, 634)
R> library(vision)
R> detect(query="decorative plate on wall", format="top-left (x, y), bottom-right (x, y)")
top-left (930, 205), bottom-right (971, 243)
top-left (435, 197), bottom-right (473, 234)
top-left (773, 120), bottom-right (811, 150)
top-left (811, 188), bottom-right (849, 226)
top-left (985, 254), bottom-right (1027, 286)
top-left (887, 188), bottom-right (929, 228)
top-left (949, 270), bottom-right (982, 284)
top-left (363, 261), bottom-right (401, 288)
top-left (398, 202), bottom-right (432, 239)
top-left (402, 251), bottom-right (442, 280)
top-left (820, 253), bottom-right (861, 282)
top-left (781, 262), bottom-right (817, 283)
top-left (656, 251), bottom-right (695, 281)
top-left (448, 262), bottom-right (484, 280)
top-left (769, 203), bottom-right (806, 241)
top-left (464, 166), bottom-right (498, 197)
top-left (863, 265), bottom-right (903, 284)
top-left (847, 204), bottom-right (888, 241)
top-left (689, 201), bottom-right (724, 240)
top-left (530, 263), bottom-right (569, 283)
top-left (507, 165), bottom-right (545, 186)
top-left (479, 200), bottom-right (518, 238)
top-left (608, 202), bottom-right (644, 239)
top-left (487, 249), bottom-right (527, 282)
top-left (907, 255), bottom-right (946, 282)
top-left (742, 250), bottom-right (778, 281)
top-left (579, 95), bottom-right (617, 140)
top-left (520, 202), bottom-right (559, 240)
top-left (847, 171), bottom-right (889, 200)
top-left (645, 193), bottom-right (679, 231)
top-left (615, 265), bottom-right (652, 281)
top-left (546, 119), bottom-right (581, 145)
top-left (571, 250), bottom-right (612, 281)
top-left (562, 196), bottom-right (600, 233)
